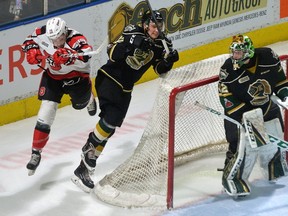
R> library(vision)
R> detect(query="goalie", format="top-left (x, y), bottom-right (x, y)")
top-left (218, 34), bottom-right (288, 197)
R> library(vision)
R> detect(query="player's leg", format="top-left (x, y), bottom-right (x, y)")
top-left (72, 73), bottom-right (131, 192)
top-left (27, 72), bottom-right (62, 176)
top-left (223, 119), bottom-right (239, 166)
top-left (68, 77), bottom-right (97, 116)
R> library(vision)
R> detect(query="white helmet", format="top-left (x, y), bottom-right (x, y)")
top-left (46, 17), bottom-right (67, 40)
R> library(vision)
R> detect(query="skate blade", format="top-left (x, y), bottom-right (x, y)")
top-left (71, 176), bottom-right (93, 193)
top-left (223, 188), bottom-right (249, 198)
top-left (27, 169), bottom-right (36, 176)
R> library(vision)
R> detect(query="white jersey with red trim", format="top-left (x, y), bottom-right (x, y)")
top-left (23, 25), bottom-right (92, 79)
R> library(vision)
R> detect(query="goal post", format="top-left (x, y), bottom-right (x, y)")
top-left (94, 54), bottom-right (229, 208)
top-left (94, 54), bottom-right (288, 209)
top-left (167, 75), bottom-right (220, 209)
top-left (279, 55), bottom-right (288, 141)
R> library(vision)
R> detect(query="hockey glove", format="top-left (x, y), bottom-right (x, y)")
top-left (26, 48), bottom-right (43, 64)
top-left (52, 48), bottom-right (77, 65)
top-left (164, 49), bottom-right (179, 66)
top-left (23, 41), bottom-right (43, 65)
top-left (131, 35), bottom-right (154, 51)
top-left (47, 56), bottom-right (61, 71)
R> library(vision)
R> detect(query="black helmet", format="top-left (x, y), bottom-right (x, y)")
top-left (141, 10), bottom-right (163, 25)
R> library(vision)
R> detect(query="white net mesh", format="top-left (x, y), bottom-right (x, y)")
top-left (94, 54), bottom-right (231, 207)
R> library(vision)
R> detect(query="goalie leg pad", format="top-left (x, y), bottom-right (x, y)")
top-left (259, 118), bottom-right (288, 180)
top-left (242, 108), bottom-right (269, 148)
top-left (222, 152), bottom-right (251, 196)
top-left (222, 129), bottom-right (251, 196)
top-left (242, 144), bottom-right (258, 180)
top-left (267, 148), bottom-right (288, 180)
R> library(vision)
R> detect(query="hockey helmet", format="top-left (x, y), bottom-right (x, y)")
top-left (141, 10), bottom-right (164, 31)
top-left (46, 17), bottom-right (67, 40)
top-left (230, 34), bottom-right (255, 69)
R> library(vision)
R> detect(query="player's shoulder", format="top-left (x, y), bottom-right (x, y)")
top-left (33, 25), bottom-right (46, 37)
top-left (219, 58), bottom-right (238, 81)
top-left (67, 28), bottom-right (84, 37)
top-left (255, 47), bottom-right (280, 64)
top-left (123, 24), bottom-right (144, 35)
top-left (221, 57), bottom-right (234, 71)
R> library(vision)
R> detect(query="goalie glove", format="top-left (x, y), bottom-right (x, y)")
top-left (52, 48), bottom-right (77, 65)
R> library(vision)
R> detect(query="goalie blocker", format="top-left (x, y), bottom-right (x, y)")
top-left (222, 108), bottom-right (288, 197)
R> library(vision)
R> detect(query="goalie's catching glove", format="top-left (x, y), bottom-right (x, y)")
top-left (164, 49), bottom-right (179, 66)
top-left (52, 48), bottom-right (77, 65)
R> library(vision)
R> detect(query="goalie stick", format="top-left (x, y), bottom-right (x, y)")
top-left (194, 101), bottom-right (288, 151)
top-left (271, 94), bottom-right (288, 110)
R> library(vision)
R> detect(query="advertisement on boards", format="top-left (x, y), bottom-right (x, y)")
top-left (280, 0), bottom-right (288, 18)
top-left (0, 0), bottom-right (287, 106)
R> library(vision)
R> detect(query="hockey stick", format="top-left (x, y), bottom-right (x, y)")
top-left (33, 36), bottom-right (108, 59)
top-left (271, 95), bottom-right (288, 110)
top-left (144, 0), bottom-right (170, 55)
top-left (65, 36), bottom-right (108, 58)
top-left (194, 101), bottom-right (288, 150)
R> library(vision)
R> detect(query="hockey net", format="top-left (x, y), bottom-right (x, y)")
top-left (94, 54), bottom-right (288, 209)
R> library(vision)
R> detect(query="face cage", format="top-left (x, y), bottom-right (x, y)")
top-left (230, 48), bottom-right (250, 70)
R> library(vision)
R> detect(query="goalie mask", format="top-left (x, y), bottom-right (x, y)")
top-left (141, 10), bottom-right (165, 32)
top-left (230, 34), bottom-right (255, 70)
top-left (46, 17), bottom-right (67, 40)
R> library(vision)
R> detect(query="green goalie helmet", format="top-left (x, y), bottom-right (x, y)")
top-left (230, 34), bottom-right (255, 69)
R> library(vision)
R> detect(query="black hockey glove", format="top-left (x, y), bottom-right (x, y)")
top-left (164, 49), bottom-right (179, 66)
top-left (131, 35), bottom-right (154, 51)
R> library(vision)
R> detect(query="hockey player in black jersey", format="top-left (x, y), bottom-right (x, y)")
top-left (71, 10), bottom-right (179, 192)
top-left (218, 34), bottom-right (288, 197)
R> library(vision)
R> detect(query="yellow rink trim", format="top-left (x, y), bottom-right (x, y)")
top-left (1, 22), bottom-right (288, 126)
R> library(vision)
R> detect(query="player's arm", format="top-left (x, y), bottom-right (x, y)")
top-left (274, 64), bottom-right (288, 101)
top-left (106, 36), bottom-right (128, 62)
top-left (122, 24), bottom-right (154, 51)
top-left (22, 38), bottom-right (43, 65)
top-left (66, 34), bottom-right (93, 62)
top-left (51, 33), bottom-right (93, 67)
top-left (218, 66), bottom-right (248, 119)
top-left (153, 37), bottom-right (179, 74)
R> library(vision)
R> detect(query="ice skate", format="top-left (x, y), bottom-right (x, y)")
top-left (87, 94), bottom-right (97, 116)
top-left (71, 161), bottom-right (94, 193)
top-left (81, 141), bottom-right (97, 174)
top-left (26, 149), bottom-right (41, 176)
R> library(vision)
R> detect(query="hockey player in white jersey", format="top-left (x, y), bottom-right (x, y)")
top-left (22, 17), bottom-right (97, 176)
